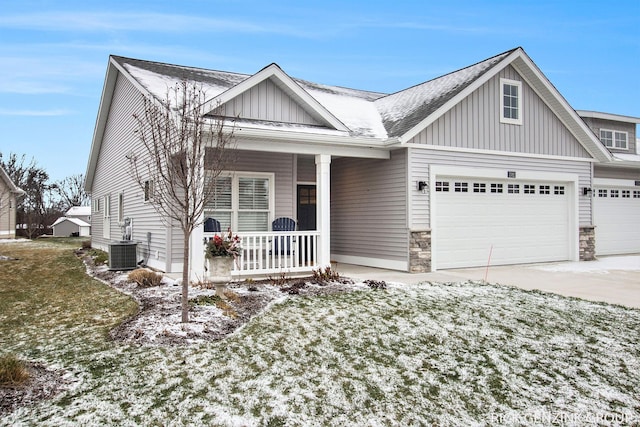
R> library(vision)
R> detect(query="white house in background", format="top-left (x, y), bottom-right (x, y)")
top-left (52, 217), bottom-right (91, 237)
top-left (51, 206), bottom-right (92, 237)
top-left (0, 165), bottom-right (24, 239)
top-left (65, 206), bottom-right (91, 223)
top-left (577, 111), bottom-right (640, 256)
top-left (85, 46), bottom-right (638, 280)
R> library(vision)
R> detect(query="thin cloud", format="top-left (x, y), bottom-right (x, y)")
top-left (0, 11), bottom-right (311, 37)
top-left (0, 108), bottom-right (72, 116)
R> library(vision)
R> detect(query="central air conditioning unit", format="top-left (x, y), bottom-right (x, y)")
top-left (108, 241), bottom-right (138, 270)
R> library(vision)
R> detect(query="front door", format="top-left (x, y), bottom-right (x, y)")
top-left (297, 185), bottom-right (316, 230)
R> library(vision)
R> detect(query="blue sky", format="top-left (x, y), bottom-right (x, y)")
top-left (0, 0), bottom-right (638, 182)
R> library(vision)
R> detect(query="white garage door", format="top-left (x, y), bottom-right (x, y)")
top-left (434, 178), bottom-right (572, 269)
top-left (593, 185), bottom-right (640, 255)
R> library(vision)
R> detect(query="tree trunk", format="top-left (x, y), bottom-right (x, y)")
top-left (181, 228), bottom-right (190, 323)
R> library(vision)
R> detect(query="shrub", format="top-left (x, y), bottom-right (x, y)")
top-left (128, 269), bottom-right (163, 288)
top-left (0, 354), bottom-right (30, 386)
top-left (312, 266), bottom-right (340, 284)
top-left (364, 279), bottom-right (387, 290)
top-left (268, 272), bottom-right (290, 286)
top-left (81, 240), bottom-right (92, 250)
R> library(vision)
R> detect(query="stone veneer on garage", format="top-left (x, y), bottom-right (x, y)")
top-left (409, 227), bottom-right (597, 273)
top-left (579, 226), bottom-right (597, 261)
top-left (409, 230), bottom-right (432, 273)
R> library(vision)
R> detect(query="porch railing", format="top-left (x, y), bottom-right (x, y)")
top-left (204, 231), bottom-right (320, 276)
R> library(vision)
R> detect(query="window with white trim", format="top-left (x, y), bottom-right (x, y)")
top-left (103, 195), bottom-right (110, 219)
top-left (144, 180), bottom-right (154, 202)
top-left (473, 183), bottom-right (486, 193)
top-left (435, 181), bottom-right (449, 192)
top-left (117, 192), bottom-right (124, 223)
top-left (92, 198), bottom-right (100, 212)
top-left (599, 129), bottom-right (628, 150)
top-left (454, 182), bottom-right (468, 192)
top-left (205, 172), bottom-right (273, 232)
top-left (500, 78), bottom-right (522, 125)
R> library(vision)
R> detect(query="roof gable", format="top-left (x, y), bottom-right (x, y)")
top-left (0, 165), bottom-right (24, 195)
top-left (376, 49), bottom-right (515, 138)
top-left (202, 63), bottom-right (350, 132)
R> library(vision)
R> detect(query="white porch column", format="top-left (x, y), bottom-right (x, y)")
top-left (189, 217), bottom-right (206, 282)
top-left (315, 154), bottom-right (331, 268)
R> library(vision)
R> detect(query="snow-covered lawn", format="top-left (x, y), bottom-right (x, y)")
top-left (3, 285), bottom-right (639, 425)
top-left (2, 240), bottom-right (639, 426)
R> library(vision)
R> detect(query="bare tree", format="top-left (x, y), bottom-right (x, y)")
top-left (55, 174), bottom-right (90, 210)
top-left (131, 80), bottom-right (235, 323)
top-left (0, 153), bottom-right (61, 238)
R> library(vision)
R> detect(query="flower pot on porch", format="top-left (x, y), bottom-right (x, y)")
top-left (207, 256), bottom-right (234, 298)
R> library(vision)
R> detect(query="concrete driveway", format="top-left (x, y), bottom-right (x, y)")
top-left (337, 255), bottom-right (640, 309)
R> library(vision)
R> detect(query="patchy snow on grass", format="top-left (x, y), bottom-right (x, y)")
top-left (532, 255), bottom-right (640, 274)
top-left (3, 279), bottom-right (639, 426)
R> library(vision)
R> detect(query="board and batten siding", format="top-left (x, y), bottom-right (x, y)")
top-left (409, 148), bottom-right (593, 228)
top-left (331, 149), bottom-right (408, 266)
top-left (409, 66), bottom-right (591, 159)
top-left (90, 73), bottom-right (170, 270)
top-left (222, 78), bottom-right (322, 126)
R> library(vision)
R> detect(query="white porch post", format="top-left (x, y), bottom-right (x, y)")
top-left (190, 219), bottom-right (206, 282)
top-left (316, 154), bottom-right (331, 268)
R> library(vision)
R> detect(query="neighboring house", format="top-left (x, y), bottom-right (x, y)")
top-left (52, 217), bottom-right (91, 237)
top-left (65, 206), bottom-right (92, 224)
top-left (86, 46), bottom-right (636, 280)
top-left (0, 165), bottom-right (24, 239)
top-left (577, 111), bottom-right (640, 256)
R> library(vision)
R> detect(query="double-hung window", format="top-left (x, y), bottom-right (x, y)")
top-left (599, 129), bottom-right (628, 150)
top-left (206, 172), bottom-right (273, 232)
top-left (500, 78), bottom-right (522, 125)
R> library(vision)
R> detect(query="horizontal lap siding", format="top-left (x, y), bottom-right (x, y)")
top-left (409, 148), bottom-right (592, 228)
top-left (594, 166), bottom-right (640, 180)
top-left (410, 66), bottom-right (591, 159)
top-left (91, 74), bottom-right (169, 267)
top-left (208, 150), bottom-right (295, 221)
top-left (331, 149), bottom-right (408, 261)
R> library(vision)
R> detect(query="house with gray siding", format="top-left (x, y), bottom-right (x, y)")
top-left (86, 47), bottom-right (633, 280)
top-left (576, 111), bottom-right (640, 256)
top-left (0, 165), bottom-right (24, 239)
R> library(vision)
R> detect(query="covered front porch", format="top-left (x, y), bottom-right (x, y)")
top-left (187, 152), bottom-right (333, 280)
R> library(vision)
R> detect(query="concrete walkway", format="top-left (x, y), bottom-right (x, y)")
top-left (336, 255), bottom-right (640, 309)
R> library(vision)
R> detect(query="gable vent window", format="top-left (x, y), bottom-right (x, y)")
top-left (500, 78), bottom-right (522, 125)
top-left (599, 129), bottom-right (628, 150)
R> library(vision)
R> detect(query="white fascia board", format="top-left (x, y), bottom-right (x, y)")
top-left (398, 49), bottom-right (521, 144)
top-left (510, 55), bottom-right (612, 163)
top-left (202, 64), bottom-right (350, 132)
top-left (405, 141), bottom-right (596, 163)
top-left (576, 110), bottom-right (640, 124)
top-left (233, 129), bottom-right (390, 159)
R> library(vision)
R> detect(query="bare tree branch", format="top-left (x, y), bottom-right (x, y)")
top-left (130, 80), bottom-right (235, 322)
